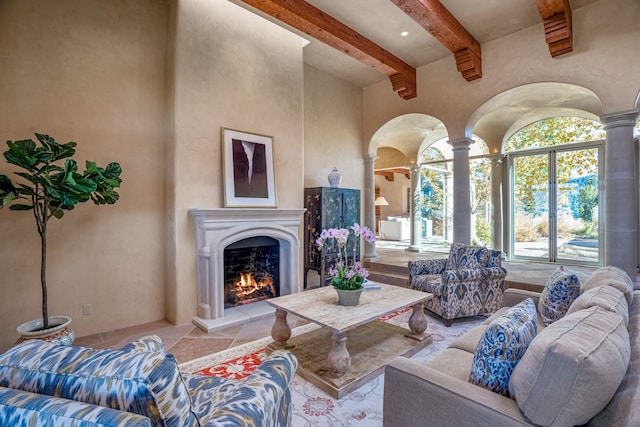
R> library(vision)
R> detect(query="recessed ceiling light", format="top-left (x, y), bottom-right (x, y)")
top-left (401, 31), bottom-right (409, 37)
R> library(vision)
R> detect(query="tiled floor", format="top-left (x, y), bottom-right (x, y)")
top-left (74, 241), bottom-right (598, 364)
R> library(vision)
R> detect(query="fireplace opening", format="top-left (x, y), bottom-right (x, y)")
top-left (223, 236), bottom-right (280, 308)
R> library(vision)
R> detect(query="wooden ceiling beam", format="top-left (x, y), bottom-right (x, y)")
top-left (375, 168), bottom-right (411, 181)
top-left (534, 0), bottom-right (573, 57)
top-left (390, 0), bottom-right (482, 81)
top-left (239, 0), bottom-right (417, 100)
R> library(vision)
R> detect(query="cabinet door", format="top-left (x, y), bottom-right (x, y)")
top-left (341, 189), bottom-right (361, 262)
top-left (304, 188), bottom-right (322, 271)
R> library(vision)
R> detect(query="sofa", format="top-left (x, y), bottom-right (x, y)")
top-left (384, 266), bottom-right (640, 426)
top-left (0, 335), bottom-right (298, 426)
top-left (408, 242), bottom-right (507, 326)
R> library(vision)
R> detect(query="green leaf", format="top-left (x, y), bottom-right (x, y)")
top-left (9, 204), bottom-right (33, 211)
top-left (4, 139), bottom-right (37, 170)
top-left (85, 161), bottom-right (98, 175)
top-left (104, 162), bottom-right (122, 180)
top-left (1, 193), bottom-right (17, 206)
top-left (15, 184), bottom-right (34, 196)
top-left (36, 133), bottom-right (76, 162)
top-left (14, 172), bottom-right (37, 184)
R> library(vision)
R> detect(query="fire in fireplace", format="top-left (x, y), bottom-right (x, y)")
top-left (224, 236), bottom-right (280, 308)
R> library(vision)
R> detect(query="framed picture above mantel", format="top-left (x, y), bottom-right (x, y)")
top-left (222, 127), bottom-right (277, 208)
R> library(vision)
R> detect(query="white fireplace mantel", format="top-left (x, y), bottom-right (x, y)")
top-left (189, 208), bottom-right (305, 332)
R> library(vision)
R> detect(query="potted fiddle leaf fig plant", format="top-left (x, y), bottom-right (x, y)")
top-left (0, 133), bottom-right (122, 343)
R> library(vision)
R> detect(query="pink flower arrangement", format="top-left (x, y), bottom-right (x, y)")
top-left (315, 223), bottom-right (375, 290)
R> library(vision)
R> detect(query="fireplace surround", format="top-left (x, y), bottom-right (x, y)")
top-left (189, 208), bottom-right (305, 332)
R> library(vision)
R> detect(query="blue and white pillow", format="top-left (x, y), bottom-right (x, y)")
top-left (539, 266), bottom-right (581, 326)
top-left (469, 298), bottom-right (538, 397)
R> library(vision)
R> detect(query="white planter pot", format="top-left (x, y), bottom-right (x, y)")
top-left (16, 315), bottom-right (75, 346)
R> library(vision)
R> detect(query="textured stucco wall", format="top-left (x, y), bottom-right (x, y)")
top-left (167, 0), bottom-right (306, 324)
top-left (303, 64), bottom-right (364, 191)
top-left (0, 0), bottom-right (168, 350)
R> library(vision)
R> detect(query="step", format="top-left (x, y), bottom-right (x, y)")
top-left (364, 261), bottom-right (409, 275)
top-left (367, 271), bottom-right (410, 288)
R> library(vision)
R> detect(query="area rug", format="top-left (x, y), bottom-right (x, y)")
top-left (179, 309), bottom-right (483, 426)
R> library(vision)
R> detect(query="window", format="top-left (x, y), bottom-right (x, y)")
top-left (506, 117), bottom-right (605, 264)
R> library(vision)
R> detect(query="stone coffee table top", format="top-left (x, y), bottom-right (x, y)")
top-left (267, 283), bottom-right (431, 333)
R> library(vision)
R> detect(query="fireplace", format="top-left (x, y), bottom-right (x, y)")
top-left (190, 208), bottom-right (305, 332)
top-left (224, 237), bottom-right (280, 308)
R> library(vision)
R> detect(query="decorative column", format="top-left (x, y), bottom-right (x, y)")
top-left (490, 155), bottom-right (504, 251)
top-left (600, 110), bottom-right (639, 280)
top-left (449, 138), bottom-right (473, 245)
top-left (363, 154), bottom-right (380, 261)
top-left (408, 165), bottom-right (423, 252)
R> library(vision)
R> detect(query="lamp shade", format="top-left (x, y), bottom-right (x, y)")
top-left (375, 196), bottom-right (389, 206)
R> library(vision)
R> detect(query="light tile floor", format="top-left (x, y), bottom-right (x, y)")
top-left (74, 242), bottom-right (600, 364)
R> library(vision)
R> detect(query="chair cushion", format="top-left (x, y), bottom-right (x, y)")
top-left (509, 306), bottom-right (630, 427)
top-left (469, 298), bottom-right (537, 397)
top-left (538, 266), bottom-right (580, 326)
top-left (581, 265), bottom-right (634, 306)
top-left (566, 284), bottom-right (629, 326)
top-left (0, 386), bottom-right (153, 426)
top-left (446, 242), bottom-right (490, 270)
top-left (119, 335), bottom-right (165, 353)
top-left (412, 274), bottom-right (442, 294)
top-left (0, 340), bottom-right (199, 427)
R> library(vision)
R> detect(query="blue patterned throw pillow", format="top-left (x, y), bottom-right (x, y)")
top-left (469, 298), bottom-right (538, 397)
top-left (539, 266), bottom-right (581, 326)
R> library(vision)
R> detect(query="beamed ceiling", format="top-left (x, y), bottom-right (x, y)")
top-left (232, 0), bottom-right (592, 100)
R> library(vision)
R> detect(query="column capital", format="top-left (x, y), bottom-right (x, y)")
top-left (364, 154), bottom-right (379, 164)
top-left (489, 154), bottom-right (506, 166)
top-left (600, 109), bottom-right (639, 129)
top-left (448, 137), bottom-right (473, 151)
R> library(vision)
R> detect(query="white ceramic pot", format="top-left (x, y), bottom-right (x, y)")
top-left (328, 167), bottom-right (342, 188)
top-left (16, 315), bottom-right (75, 346)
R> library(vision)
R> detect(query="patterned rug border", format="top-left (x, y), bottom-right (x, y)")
top-left (179, 322), bottom-right (320, 373)
top-left (178, 307), bottom-right (412, 373)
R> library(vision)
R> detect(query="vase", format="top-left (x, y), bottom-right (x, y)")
top-left (335, 288), bottom-right (363, 306)
top-left (16, 315), bottom-right (75, 346)
top-left (328, 167), bottom-right (342, 188)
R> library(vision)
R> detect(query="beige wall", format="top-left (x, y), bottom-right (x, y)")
top-left (0, 0), bottom-right (168, 350)
top-left (376, 174), bottom-right (411, 220)
top-left (304, 64), bottom-right (364, 192)
top-left (0, 0), bottom-right (318, 351)
top-left (167, 0), bottom-right (307, 324)
top-left (363, 0), bottom-right (640, 144)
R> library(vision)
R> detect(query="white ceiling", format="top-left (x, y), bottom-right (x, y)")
top-left (232, 0), bottom-right (598, 87)
top-left (230, 0), bottom-right (603, 156)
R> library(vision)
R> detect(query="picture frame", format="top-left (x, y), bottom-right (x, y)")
top-left (222, 127), bottom-right (277, 208)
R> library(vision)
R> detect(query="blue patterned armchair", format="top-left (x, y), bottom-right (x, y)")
top-left (408, 242), bottom-right (507, 326)
top-left (0, 335), bottom-right (298, 426)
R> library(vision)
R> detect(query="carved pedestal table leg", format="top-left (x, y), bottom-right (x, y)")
top-left (406, 302), bottom-right (430, 341)
top-left (327, 331), bottom-right (350, 378)
top-left (271, 308), bottom-right (293, 349)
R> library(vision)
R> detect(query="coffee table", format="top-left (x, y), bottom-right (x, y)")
top-left (266, 283), bottom-right (433, 398)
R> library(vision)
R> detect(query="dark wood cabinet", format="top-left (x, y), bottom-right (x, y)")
top-left (303, 187), bottom-right (361, 288)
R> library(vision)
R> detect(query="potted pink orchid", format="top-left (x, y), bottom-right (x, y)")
top-left (315, 223), bottom-right (375, 305)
